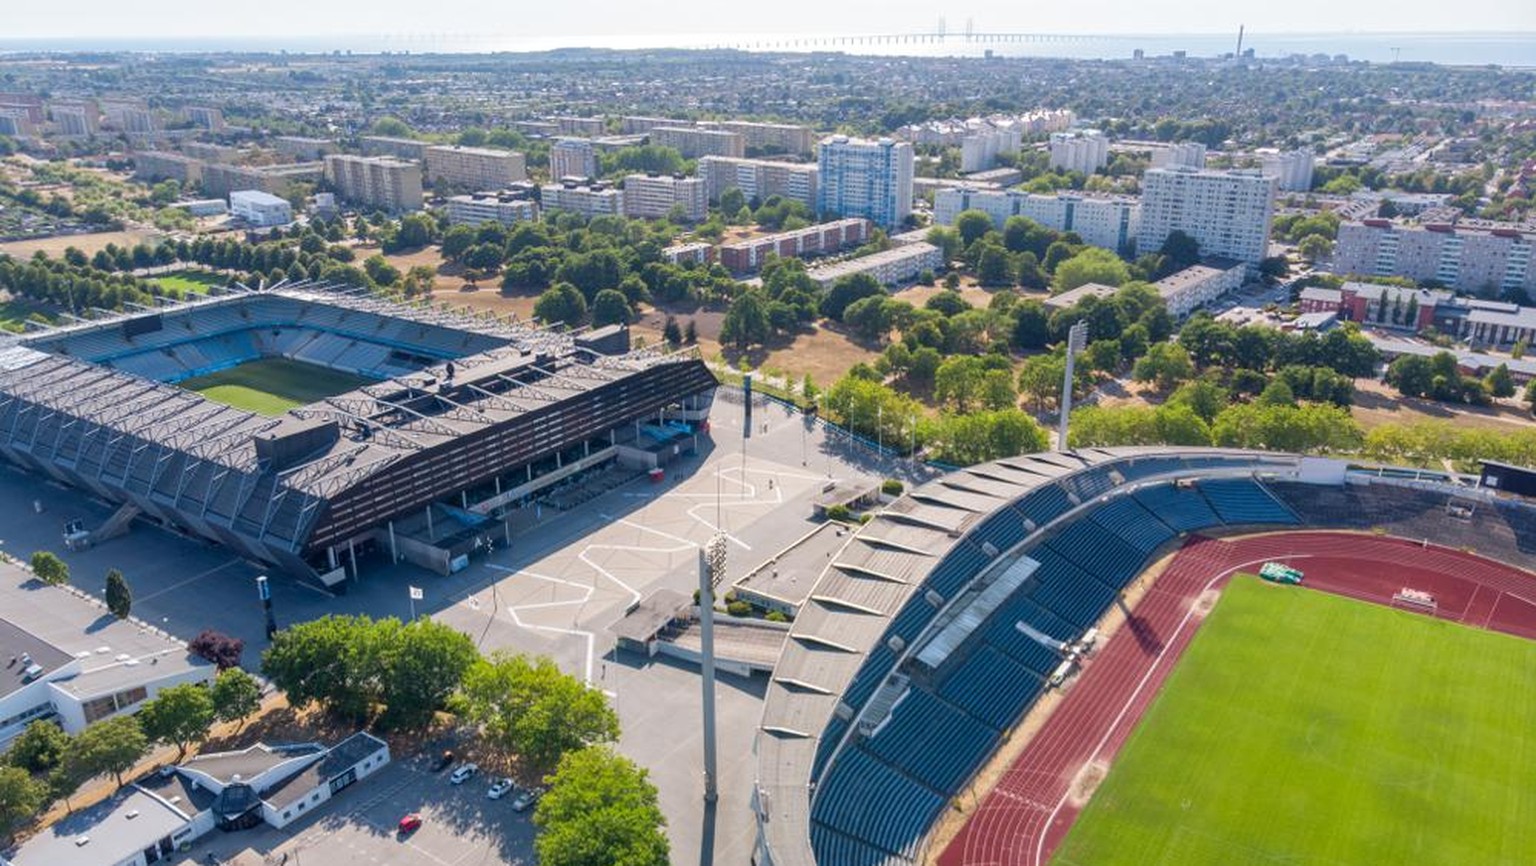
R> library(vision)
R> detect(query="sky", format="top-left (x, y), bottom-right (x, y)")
top-left (5, 1), bottom-right (1535, 42)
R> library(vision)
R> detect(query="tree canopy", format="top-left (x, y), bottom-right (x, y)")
top-left (458, 653), bottom-right (620, 775)
top-left (534, 746), bottom-right (669, 866)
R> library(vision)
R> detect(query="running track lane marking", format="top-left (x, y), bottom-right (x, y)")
top-left (1030, 554), bottom-right (1314, 866)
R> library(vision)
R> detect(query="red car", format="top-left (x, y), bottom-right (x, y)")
top-left (398, 813), bottom-right (423, 835)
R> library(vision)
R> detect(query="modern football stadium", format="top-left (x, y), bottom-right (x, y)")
top-left (751, 447), bottom-right (1536, 866)
top-left (0, 282), bottom-right (716, 578)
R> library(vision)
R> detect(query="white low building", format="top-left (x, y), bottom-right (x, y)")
top-left (805, 242), bottom-right (944, 288)
top-left (229, 190), bottom-right (293, 227)
top-left (0, 732), bottom-right (389, 866)
top-left (0, 560), bottom-right (213, 747)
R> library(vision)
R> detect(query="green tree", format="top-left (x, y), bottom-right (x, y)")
top-left (138, 683), bottom-right (215, 760)
top-left (441, 224), bottom-right (478, 261)
top-left (534, 746), bottom-right (669, 866)
top-left (459, 653), bottom-right (620, 775)
top-left (4, 721), bottom-right (69, 775)
top-left (954, 210), bottom-right (995, 250)
top-left (557, 249), bottom-right (626, 300)
top-left (976, 244), bottom-right (1014, 287)
top-left (0, 765), bottom-right (49, 842)
top-left (1053, 248), bottom-right (1131, 291)
top-left (1011, 301), bottom-right (1051, 350)
top-left (29, 551), bottom-right (68, 586)
top-left (378, 619), bottom-right (478, 731)
top-left (1167, 380), bottom-right (1229, 423)
top-left (590, 289), bottom-right (633, 327)
top-left (661, 315), bottom-right (683, 347)
top-left (371, 116), bottom-right (415, 137)
top-left (1487, 363), bottom-right (1517, 399)
top-left (718, 187), bottom-right (747, 217)
top-left (104, 569), bottom-right (131, 620)
top-left (66, 715), bottom-right (148, 788)
top-left (1132, 342), bottom-right (1195, 392)
top-left (261, 614), bottom-right (394, 721)
top-left (720, 290), bottom-right (773, 349)
top-left (1158, 230), bottom-right (1200, 273)
top-left (209, 668), bottom-right (262, 732)
top-left (929, 410), bottom-right (1048, 465)
top-left (534, 283), bottom-right (589, 327)
top-left (821, 273), bottom-right (883, 320)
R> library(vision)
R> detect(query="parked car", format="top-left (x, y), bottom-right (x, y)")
top-left (449, 763), bottom-right (479, 785)
top-left (430, 750), bottom-right (455, 772)
top-left (511, 786), bottom-right (543, 812)
top-left (398, 813), bottom-right (423, 834)
top-left (487, 778), bottom-right (515, 800)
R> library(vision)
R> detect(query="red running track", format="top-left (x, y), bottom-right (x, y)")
top-left (935, 531), bottom-right (1536, 866)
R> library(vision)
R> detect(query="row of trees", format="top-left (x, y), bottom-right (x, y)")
top-left (1387, 350), bottom-right (1514, 405)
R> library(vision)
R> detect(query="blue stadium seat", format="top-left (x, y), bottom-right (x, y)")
top-left (863, 689), bottom-right (997, 794)
top-left (1133, 482), bottom-right (1222, 532)
top-left (1042, 520), bottom-right (1148, 587)
top-left (811, 747), bottom-right (945, 861)
top-left (937, 645), bottom-right (1046, 731)
top-left (924, 542), bottom-right (990, 600)
top-left (1088, 496), bottom-right (1175, 554)
top-left (1014, 483), bottom-right (1073, 528)
top-left (1199, 478), bottom-right (1299, 525)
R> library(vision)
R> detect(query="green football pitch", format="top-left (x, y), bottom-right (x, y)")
top-left (1053, 575), bottom-right (1536, 866)
top-left (178, 357), bottom-right (373, 416)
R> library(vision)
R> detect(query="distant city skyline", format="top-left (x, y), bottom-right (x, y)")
top-left (6, 1), bottom-right (1534, 42)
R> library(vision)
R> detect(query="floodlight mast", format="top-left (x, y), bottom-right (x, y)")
top-left (1058, 321), bottom-right (1089, 451)
top-left (699, 532), bottom-right (728, 802)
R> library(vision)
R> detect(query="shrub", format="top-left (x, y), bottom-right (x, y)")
top-left (881, 478), bottom-right (905, 496)
top-left (825, 504), bottom-right (852, 522)
top-left (726, 600), bottom-right (751, 617)
top-left (765, 610), bottom-right (790, 623)
top-left (189, 629), bottom-right (244, 670)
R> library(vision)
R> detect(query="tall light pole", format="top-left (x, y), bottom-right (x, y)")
top-left (1058, 322), bottom-right (1088, 452)
top-left (699, 533), bottom-right (727, 803)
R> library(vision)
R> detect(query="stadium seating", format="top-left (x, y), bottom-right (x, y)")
top-left (1133, 482), bottom-right (1221, 532)
top-left (810, 823), bottom-right (909, 866)
top-left (1088, 496), bottom-right (1176, 553)
top-left (968, 509), bottom-right (1028, 557)
top-left (1042, 520), bottom-right (1147, 587)
top-left (864, 688), bottom-right (997, 794)
top-left (811, 747), bottom-right (945, 861)
top-left (980, 611), bottom-right (1062, 678)
top-left (937, 645), bottom-right (1045, 731)
top-left (842, 643), bottom-right (897, 716)
top-left (1199, 477), bottom-right (1299, 525)
top-left (1013, 482), bottom-right (1074, 528)
top-left (923, 542), bottom-right (991, 601)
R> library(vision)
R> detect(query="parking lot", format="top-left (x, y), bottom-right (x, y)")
top-left (0, 395), bottom-right (917, 864)
top-left (166, 752), bottom-right (539, 866)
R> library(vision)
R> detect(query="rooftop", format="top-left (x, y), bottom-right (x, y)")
top-left (1043, 282), bottom-right (1118, 311)
top-left (0, 560), bottom-right (208, 701)
top-left (5, 788), bottom-right (189, 866)
top-left (182, 742), bottom-right (323, 786)
top-left (0, 616), bottom-right (74, 701)
top-left (734, 522), bottom-right (858, 610)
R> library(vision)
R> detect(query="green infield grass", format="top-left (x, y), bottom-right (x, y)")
top-left (1053, 574), bottom-right (1536, 866)
top-left (179, 357), bottom-right (372, 416)
top-left (150, 270), bottom-right (228, 296)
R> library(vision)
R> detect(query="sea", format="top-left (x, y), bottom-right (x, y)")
top-left (1, 31), bottom-right (1533, 68)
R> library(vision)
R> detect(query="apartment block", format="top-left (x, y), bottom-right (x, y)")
top-left (359, 135), bottom-right (428, 161)
top-left (1153, 259), bottom-right (1246, 319)
top-left (718, 218), bottom-right (871, 273)
top-left (201, 162), bottom-right (324, 199)
top-left (622, 116), bottom-right (683, 135)
top-left (960, 128), bottom-right (1023, 173)
top-left (1334, 219), bottom-right (1536, 296)
top-left (184, 106), bottom-right (225, 131)
top-left (550, 138), bottom-right (598, 181)
top-left (817, 135), bottom-right (914, 230)
top-left (133, 151), bottom-right (203, 185)
top-left (804, 241), bottom-right (943, 287)
top-left (325, 154), bottom-right (424, 212)
top-left (554, 116), bottom-right (607, 137)
top-left (181, 141), bottom-right (242, 163)
top-left (1150, 141), bottom-right (1207, 169)
top-left (662, 242), bottom-right (714, 266)
top-left (117, 107), bottom-right (159, 135)
top-left (1048, 130), bottom-right (1109, 174)
top-left (0, 93), bottom-right (44, 124)
top-left (650, 126), bottom-right (745, 159)
top-left (1259, 148), bottom-right (1315, 192)
top-left (274, 136), bottom-right (337, 160)
top-left (0, 110), bottom-right (37, 140)
top-left (934, 188), bottom-right (1139, 253)
top-left (511, 120), bottom-right (560, 137)
top-left (540, 180), bottom-right (624, 219)
top-left (1137, 167), bottom-right (1276, 265)
top-left (622, 173), bottom-right (707, 221)
top-left (715, 121), bottom-right (816, 156)
top-left (446, 192), bottom-right (539, 226)
top-left (695, 156), bottom-right (818, 210)
top-left (49, 101), bottom-right (98, 137)
top-left (423, 145), bottom-right (527, 191)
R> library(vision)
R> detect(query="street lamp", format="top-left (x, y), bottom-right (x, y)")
top-left (1058, 321), bottom-right (1089, 451)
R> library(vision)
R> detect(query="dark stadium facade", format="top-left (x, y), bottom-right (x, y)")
top-left (0, 283), bottom-right (717, 578)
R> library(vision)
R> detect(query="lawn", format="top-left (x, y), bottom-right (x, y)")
top-left (179, 357), bottom-right (373, 416)
top-left (1053, 575), bottom-right (1536, 866)
top-left (149, 271), bottom-right (229, 297)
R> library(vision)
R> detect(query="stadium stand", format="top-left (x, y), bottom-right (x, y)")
top-left (0, 284), bottom-right (717, 576)
top-left (1196, 477), bottom-right (1300, 525)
